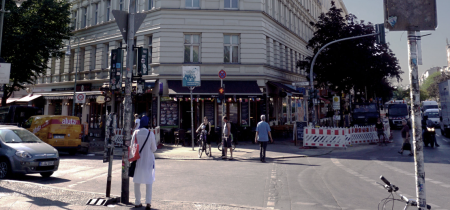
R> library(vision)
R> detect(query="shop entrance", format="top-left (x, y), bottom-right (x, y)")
top-left (180, 100), bottom-right (201, 131)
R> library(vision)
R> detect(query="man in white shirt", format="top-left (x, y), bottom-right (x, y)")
top-left (134, 114), bottom-right (140, 130)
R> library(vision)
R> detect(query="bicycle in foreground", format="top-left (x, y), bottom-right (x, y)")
top-left (377, 175), bottom-right (431, 210)
top-left (197, 130), bottom-right (210, 158)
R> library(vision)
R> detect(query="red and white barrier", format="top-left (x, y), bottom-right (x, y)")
top-left (303, 127), bottom-right (348, 148)
top-left (349, 126), bottom-right (378, 144)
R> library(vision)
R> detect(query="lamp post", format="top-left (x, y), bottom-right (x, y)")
top-left (65, 36), bottom-right (80, 116)
top-left (0, 0), bottom-right (27, 57)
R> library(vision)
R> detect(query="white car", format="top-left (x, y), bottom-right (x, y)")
top-left (423, 109), bottom-right (440, 128)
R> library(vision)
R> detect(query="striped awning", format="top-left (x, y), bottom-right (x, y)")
top-left (40, 91), bottom-right (102, 100)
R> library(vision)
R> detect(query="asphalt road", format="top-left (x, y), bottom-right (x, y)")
top-left (6, 129), bottom-right (450, 210)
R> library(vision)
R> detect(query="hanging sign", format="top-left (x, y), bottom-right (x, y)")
top-left (182, 66), bottom-right (201, 87)
top-left (96, 95), bottom-right (106, 104)
top-left (110, 49), bottom-right (123, 90)
top-left (333, 96), bottom-right (340, 110)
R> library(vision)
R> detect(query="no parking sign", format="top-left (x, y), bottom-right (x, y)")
top-left (75, 93), bottom-right (86, 104)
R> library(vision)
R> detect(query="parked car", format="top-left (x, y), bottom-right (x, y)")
top-left (0, 125), bottom-right (59, 179)
top-left (22, 115), bottom-right (82, 155)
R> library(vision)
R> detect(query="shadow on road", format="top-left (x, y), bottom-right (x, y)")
top-left (0, 185), bottom-right (74, 209)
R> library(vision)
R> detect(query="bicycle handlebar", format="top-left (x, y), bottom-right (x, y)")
top-left (380, 176), bottom-right (391, 186)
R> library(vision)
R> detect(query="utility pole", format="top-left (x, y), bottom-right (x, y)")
top-left (112, 0), bottom-right (146, 204)
top-left (408, 31), bottom-right (427, 209)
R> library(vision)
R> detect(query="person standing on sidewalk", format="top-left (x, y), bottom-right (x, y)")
top-left (222, 116), bottom-right (233, 160)
top-left (134, 114), bottom-right (141, 130)
top-left (398, 119), bottom-right (413, 156)
top-left (255, 115), bottom-right (273, 162)
top-left (132, 115), bottom-right (157, 209)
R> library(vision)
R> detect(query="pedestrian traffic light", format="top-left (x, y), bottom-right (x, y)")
top-left (376, 23), bottom-right (386, 45)
top-left (219, 87), bottom-right (225, 100)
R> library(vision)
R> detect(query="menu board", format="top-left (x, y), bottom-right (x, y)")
top-left (241, 101), bottom-right (249, 126)
top-left (296, 121), bottom-right (307, 141)
top-left (152, 97), bottom-right (158, 127)
top-left (204, 101), bottom-right (215, 126)
top-left (160, 100), bottom-right (178, 127)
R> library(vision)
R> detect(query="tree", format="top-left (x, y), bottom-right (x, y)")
top-left (423, 71), bottom-right (450, 100)
top-left (1, 0), bottom-right (72, 106)
top-left (306, 1), bottom-right (402, 101)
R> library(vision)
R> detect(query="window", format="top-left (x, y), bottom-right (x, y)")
top-left (148, 36), bottom-right (153, 64)
top-left (223, 35), bottom-right (239, 63)
top-left (184, 34), bottom-right (200, 63)
top-left (186, 0), bottom-right (199, 8)
top-left (72, 11), bottom-right (77, 29)
top-left (94, 3), bottom-right (99, 25)
top-left (134, 0), bottom-right (138, 13)
top-left (106, 0), bottom-right (111, 21)
top-left (82, 7), bottom-right (87, 28)
top-left (104, 43), bottom-right (110, 69)
top-left (119, 0), bottom-right (123, 11)
top-left (148, 0), bottom-right (153, 10)
top-left (224, 0), bottom-right (238, 9)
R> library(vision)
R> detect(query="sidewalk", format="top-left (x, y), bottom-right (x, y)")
top-left (91, 140), bottom-right (336, 160)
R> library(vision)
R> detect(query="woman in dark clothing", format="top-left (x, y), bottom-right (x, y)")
top-left (399, 119), bottom-right (413, 156)
top-left (196, 116), bottom-right (212, 157)
top-left (375, 118), bottom-right (387, 146)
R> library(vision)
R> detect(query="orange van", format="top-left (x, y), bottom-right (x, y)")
top-left (23, 115), bottom-right (82, 155)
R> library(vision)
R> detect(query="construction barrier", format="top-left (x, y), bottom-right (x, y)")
top-left (303, 123), bottom-right (393, 148)
top-left (113, 126), bottom-right (160, 147)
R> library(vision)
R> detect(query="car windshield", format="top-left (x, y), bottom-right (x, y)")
top-left (426, 112), bottom-right (439, 118)
top-left (423, 105), bottom-right (438, 110)
top-left (354, 104), bottom-right (377, 113)
top-left (389, 105), bottom-right (408, 116)
top-left (0, 129), bottom-right (43, 143)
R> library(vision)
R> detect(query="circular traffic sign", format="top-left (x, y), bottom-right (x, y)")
top-left (218, 70), bottom-right (226, 79)
top-left (77, 94), bottom-right (85, 101)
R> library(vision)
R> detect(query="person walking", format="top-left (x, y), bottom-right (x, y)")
top-left (132, 115), bottom-right (157, 209)
top-left (398, 119), bottom-right (413, 156)
top-left (134, 114), bottom-right (141, 130)
top-left (376, 118), bottom-right (387, 146)
top-left (255, 115), bottom-right (273, 162)
top-left (222, 116), bottom-right (233, 160)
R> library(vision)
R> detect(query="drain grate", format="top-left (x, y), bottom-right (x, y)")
top-left (86, 197), bottom-right (120, 206)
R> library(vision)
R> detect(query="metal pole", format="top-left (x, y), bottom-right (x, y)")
top-left (407, 30), bottom-right (427, 209)
top-left (121, 0), bottom-right (136, 204)
top-left (309, 33), bottom-right (378, 126)
top-left (0, 0), bottom-right (6, 57)
top-left (72, 37), bottom-right (80, 116)
top-left (106, 91), bottom-right (115, 198)
top-left (190, 87), bottom-right (195, 150)
top-left (221, 81), bottom-right (225, 157)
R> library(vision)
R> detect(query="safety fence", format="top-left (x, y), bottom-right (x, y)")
top-left (303, 122), bottom-right (392, 148)
top-left (113, 127), bottom-right (160, 147)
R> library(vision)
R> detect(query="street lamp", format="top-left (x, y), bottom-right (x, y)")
top-left (0, 0), bottom-right (27, 57)
top-left (65, 36), bottom-right (80, 116)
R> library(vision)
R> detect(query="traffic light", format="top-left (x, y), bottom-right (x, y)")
top-left (376, 23), bottom-right (386, 45)
top-left (219, 87), bottom-right (225, 101)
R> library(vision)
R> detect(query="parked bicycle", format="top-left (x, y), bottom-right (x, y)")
top-left (218, 134), bottom-right (235, 152)
top-left (197, 130), bottom-right (210, 158)
top-left (377, 175), bottom-right (431, 210)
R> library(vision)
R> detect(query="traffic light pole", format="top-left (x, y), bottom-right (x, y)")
top-left (309, 33), bottom-right (378, 125)
top-left (189, 86), bottom-right (195, 151)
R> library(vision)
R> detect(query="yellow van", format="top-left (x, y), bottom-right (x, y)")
top-left (23, 115), bottom-right (82, 155)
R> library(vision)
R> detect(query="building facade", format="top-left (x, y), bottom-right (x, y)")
top-left (15, 0), bottom-right (347, 140)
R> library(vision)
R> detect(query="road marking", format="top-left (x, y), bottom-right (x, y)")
top-left (442, 139), bottom-right (449, 142)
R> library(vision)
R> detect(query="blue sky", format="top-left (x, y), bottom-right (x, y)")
top-left (342, 0), bottom-right (450, 86)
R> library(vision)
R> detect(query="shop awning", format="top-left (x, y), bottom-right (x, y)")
top-left (267, 81), bottom-right (303, 96)
top-left (15, 94), bottom-right (42, 102)
top-left (168, 80), bottom-right (262, 97)
top-left (6, 98), bottom-right (20, 104)
top-left (40, 91), bottom-right (102, 100)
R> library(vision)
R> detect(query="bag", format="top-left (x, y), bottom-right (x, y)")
top-left (129, 131), bottom-right (151, 177)
top-left (129, 131), bottom-right (140, 162)
top-left (402, 142), bottom-right (412, 151)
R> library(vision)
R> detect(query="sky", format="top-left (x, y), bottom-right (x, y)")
top-left (342, 0), bottom-right (450, 86)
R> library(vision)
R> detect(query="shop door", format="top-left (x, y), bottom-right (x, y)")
top-left (180, 101), bottom-right (201, 131)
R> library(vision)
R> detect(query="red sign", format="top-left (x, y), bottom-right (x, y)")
top-left (218, 70), bottom-right (226, 79)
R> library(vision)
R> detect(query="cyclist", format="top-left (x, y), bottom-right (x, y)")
top-left (196, 116), bottom-right (212, 157)
top-left (376, 118), bottom-right (387, 146)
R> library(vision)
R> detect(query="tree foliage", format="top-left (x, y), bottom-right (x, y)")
top-left (1, 0), bottom-right (72, 105)
top-left (423, 71), bottom-right (450, 100)
top-left (305, 1), bottom-right (402, 102)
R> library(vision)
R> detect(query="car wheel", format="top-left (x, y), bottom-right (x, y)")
top-left (0, 159), bottom-right (11, 179)
top-left (40, 172), bottom-right (54, 178)
top-left (69, 149), bottom-right (77, 156)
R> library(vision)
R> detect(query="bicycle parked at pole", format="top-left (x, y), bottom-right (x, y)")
top-left (377, 175), bottom-right (431, 210)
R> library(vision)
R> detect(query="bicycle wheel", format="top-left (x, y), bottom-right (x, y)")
top-left (198, 141), bottom-right (203, 158)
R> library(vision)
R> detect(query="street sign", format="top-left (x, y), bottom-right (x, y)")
top-left (333, 96), bottom-right (340, 110)
top-left (0, 63), bottom-right (11, 84)
top-left (182, 66), bottom-right (201, 87)
top-left (110, 49), bottom-right (123, 90)
top-left (218, 70), bottom-right (226, 79)
top-left (383, 0), bottom-right (437, 31)
top-left (292, 81), bottom-right (309, 86)
top-left (96, 96), bottom-right (106, 104)
top-left (75, 93), bottom-right (86, 104)
top-left (137, 47), bottom-right (149, 76)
